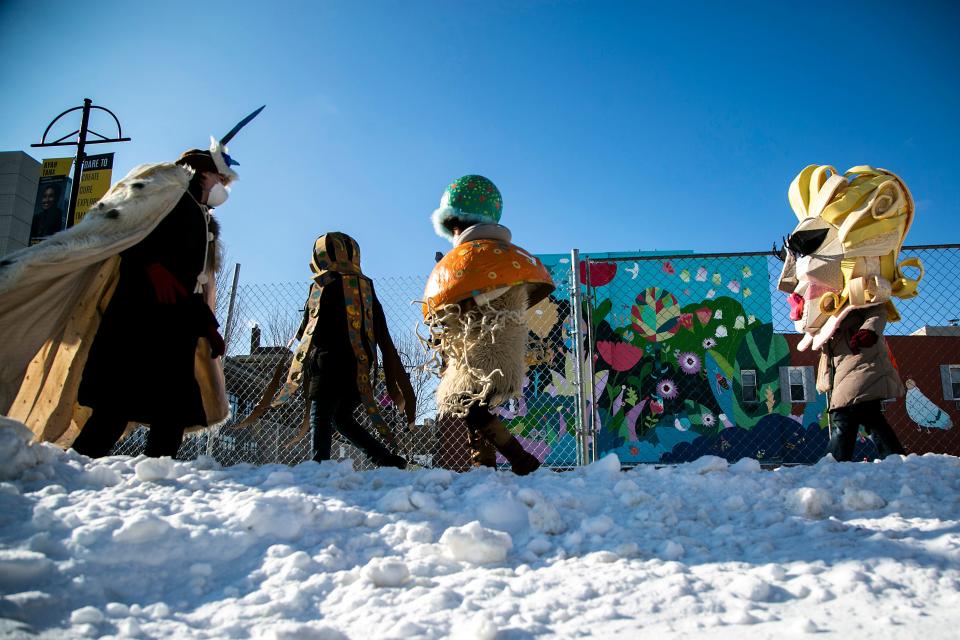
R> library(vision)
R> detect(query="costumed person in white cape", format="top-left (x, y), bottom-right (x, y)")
top-left (776, 164), bottom-right (922, 461)
top-left (423, 175), bottom-right (553, 475)
top-left (0, 106), bottom-right (264, 458)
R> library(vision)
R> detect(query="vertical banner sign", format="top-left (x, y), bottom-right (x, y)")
top-left (73, 152), bottom-right (114, 224)
top-left (30, 157), bottom-right (74, 244)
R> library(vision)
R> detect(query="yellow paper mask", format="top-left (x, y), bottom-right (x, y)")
top-left (776, 165), bottom-right (923, 351)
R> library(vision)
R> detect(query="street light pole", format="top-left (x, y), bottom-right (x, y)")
top-left (31, 97), bottom-right (131, 227)
top-left (66, 98), bottom-right (93, 228)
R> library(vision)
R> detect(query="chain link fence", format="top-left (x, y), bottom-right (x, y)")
top-left (113, 259), bottom-right (587, 471)
top-left (581, 245), bottom-right (960, 466)
top-left (112, 245), bottom-right (960, 468)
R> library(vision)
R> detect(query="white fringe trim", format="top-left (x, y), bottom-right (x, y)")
top-left (420, 287), bottom-right (528, 417)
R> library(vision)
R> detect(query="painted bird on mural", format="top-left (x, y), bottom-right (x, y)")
top-left (625, 262), bottom-right (639, 279)
top-left (904, 379), bottom-right (953, 430)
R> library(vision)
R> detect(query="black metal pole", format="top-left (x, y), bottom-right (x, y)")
top-left (66, 98), bottom-right (92, 227)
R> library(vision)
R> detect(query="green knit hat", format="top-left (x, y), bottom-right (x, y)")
top-left (431, 175), bottom-right (503, 241)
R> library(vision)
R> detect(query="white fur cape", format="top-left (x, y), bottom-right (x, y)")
top-left (0, 162), bottom-right (229, 445)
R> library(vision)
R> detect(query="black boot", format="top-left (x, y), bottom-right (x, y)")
top-left (375, 453), bottom-right (408, 469)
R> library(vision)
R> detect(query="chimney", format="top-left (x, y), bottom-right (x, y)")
top-left (250, 323), bottom-right (261, 354)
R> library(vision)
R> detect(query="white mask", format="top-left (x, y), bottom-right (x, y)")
top-left (206, 182), bottom-right (230, 208)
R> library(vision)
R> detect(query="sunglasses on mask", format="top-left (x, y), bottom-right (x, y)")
top-left (779, 228), bottom-right (829, 260)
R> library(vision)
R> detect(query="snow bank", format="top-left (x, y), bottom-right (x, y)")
top-left (1, 418), bottom-right (959, 638)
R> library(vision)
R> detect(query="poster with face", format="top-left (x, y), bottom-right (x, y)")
top-left (30, 157), bottom-right (73, 243)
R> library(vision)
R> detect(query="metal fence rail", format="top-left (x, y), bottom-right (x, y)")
top-left (112, 245), bottom-right (960, 468)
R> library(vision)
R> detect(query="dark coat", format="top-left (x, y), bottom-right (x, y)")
top-left (78, 191), bottom-right (217, 426)
top-left (298, 276), bottom-right (394, 401)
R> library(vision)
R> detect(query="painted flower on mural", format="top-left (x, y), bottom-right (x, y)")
top-left (678, 352), bottom-right (701, 375)
top-left (650, 399), bottom-right (664, 414)
top-left (678, 313), bottom-right (694, 330)
top-left (596, 340), bottom-right (644, 372)
top-left (701, 412), bottom-right (717, 428)
top-left (579, 261), bottom-right (617, 287)
top-left (656, 378), bottom-right (679, 400)
top-left (525, 296), bottom-right (559, 340)
top-left (631, 287), bottom-right (681, 342)
top-left (630, 446), bottom-right (640, 456)
top-left (662, 261), bottom-right (675, 275)
top-left (702, 337), bottom-right (718, 349)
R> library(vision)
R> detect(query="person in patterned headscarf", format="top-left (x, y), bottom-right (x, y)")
top-left (277, 232), bottom-right (414, 468)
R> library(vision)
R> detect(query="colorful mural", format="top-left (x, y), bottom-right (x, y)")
top-left (503, 252), bottom-right (850, 466)
top-left (494, 255), bottom-right (580, 466)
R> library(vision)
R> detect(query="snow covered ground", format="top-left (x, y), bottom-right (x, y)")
top-left (2, 418), bottom-right (959, 640)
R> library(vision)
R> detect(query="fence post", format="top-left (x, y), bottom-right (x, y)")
top-left (583, 259), bottom-right (599, 464)
top-left (570, 249), bottom-right (589, 467)
top-left (223, 263), bottom-right (242, 353)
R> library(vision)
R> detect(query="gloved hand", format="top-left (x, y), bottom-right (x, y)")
top-left (849, 329), bottom-right (878, 354)
top-left (146, 263), bottom-right (187, 304)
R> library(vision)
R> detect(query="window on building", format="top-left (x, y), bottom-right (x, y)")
top-left (779, 366), bottom-right (816, 403)
top-left (219, 435), bottom-right (235, 452)
top-left (940, 365), bottom-right (960, 400)
top-left (788, 367), bottom-right (806, 402)
top-left (741, 369), bottom-right (758, 403)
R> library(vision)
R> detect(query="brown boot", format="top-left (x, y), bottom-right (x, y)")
top-left (499, 437), bottom-right (541, 476)
top-left (473, 415), bottom-right (541, 476)
top-left (467, 427), bottom-right (497, 468)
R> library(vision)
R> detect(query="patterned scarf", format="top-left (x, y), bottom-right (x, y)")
top-left (274, 233), bottom-right (396, 446)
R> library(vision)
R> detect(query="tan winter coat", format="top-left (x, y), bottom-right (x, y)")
top-left (816, 304), bottom-right (905, 410)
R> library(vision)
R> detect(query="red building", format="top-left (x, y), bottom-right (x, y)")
top-left (784, 327), bottom-right (960, 456)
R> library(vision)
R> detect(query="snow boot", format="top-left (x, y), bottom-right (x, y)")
top-left (498, 437), bottom-right (541, 476)
top-left (472, 415), bottom-right (540, 476)
top-left (376, 453), bottom-right (408, 469)
top-left (467, 425), bottom-right (497, 468)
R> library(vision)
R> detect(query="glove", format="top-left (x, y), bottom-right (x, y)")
top-left (849, 329), bottom-right (878, 354)
top-left (146, 263), bottom-right (187, 304)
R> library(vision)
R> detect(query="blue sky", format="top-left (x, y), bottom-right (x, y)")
top-left (1, 0), bottom-right (958, 284)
